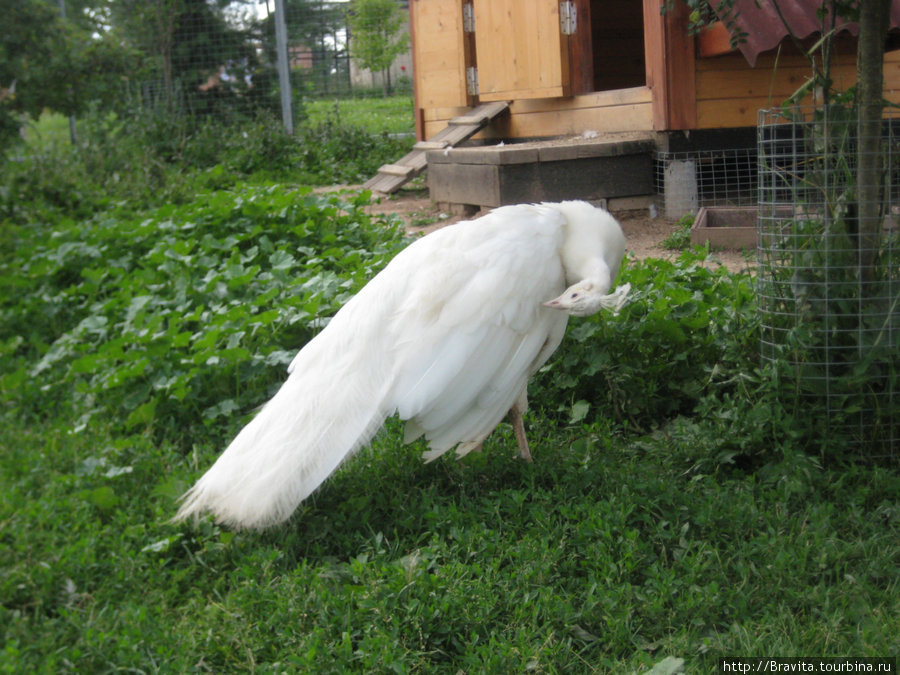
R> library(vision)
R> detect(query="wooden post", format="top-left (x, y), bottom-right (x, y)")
top-left (643, 0), bottom-right (696, 131)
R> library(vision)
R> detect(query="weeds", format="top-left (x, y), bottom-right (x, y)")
top-left (1, 188), bottom-right (407, 446)
top-left (534, 250), bottom-right (758, 434)
top-left (2, 97), bottom-right (414, 222)
top-left (661, 213), bottom-right (695, 250)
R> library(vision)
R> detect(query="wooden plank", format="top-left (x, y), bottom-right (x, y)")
top-left (501, 102), bottom-right (654, 138)
top-left (643, 0), bottom-right (666, 128)
top-left (696, 53), bottom-right (870, 102)
top-left (568, 0), bottom-right (594, 95)
top-left (663, 1), bottom-right (697, 130)
top-left (429, 87), bottom-right (651, 121)
top-left (423, 97), bottom-right (655, 140)
top-left (377, 164), bottom-right (415, 177)
top-left (643, 0), bottom-right (696, 131)
top-left (508, 87), bottom-right (652, 114)
top-left (449, 114), bottom-right (491, 126)
top-left (423, 88), bottom-right (652, 138)
top-left (696, 85), bottom-right (900, 128)
top-left (413, 140), bottom-right (451, 150)
top-left (364, 101), bottom-right (510, 193)
top-left (422, 105), bottom-right (472, 123)
top-left (692, 47), bottom-right (900, 130)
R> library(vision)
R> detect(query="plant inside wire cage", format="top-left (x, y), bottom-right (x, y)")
top-left (757, 105), bottom-right (899, 458)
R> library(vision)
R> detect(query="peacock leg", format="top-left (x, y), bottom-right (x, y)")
top-left (509, 390), bottom-right (532, 462)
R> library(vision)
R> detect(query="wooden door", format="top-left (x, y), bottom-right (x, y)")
top-left (410, 0), bottom-right (473, 109)
top-left (472, 0), bottom-right (592, 101)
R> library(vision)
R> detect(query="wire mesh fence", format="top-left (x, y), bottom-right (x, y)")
top-left (654, 148), bottom-right (758, 217)
top-left (757, 107), bottom-right (899, 458)
top-left (113, 1), bottom-right (290, 122)
top-left (56, 0), bottom-right (408, 133)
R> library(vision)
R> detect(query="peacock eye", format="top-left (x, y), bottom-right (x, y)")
top-left (571, 293), bottom-right (579, 298)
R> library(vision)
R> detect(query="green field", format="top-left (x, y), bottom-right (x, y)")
top-left (306, 95), bottom-right (415, 136)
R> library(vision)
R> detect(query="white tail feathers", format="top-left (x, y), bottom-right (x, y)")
top-left (174, 358), bottom-right (391, 529)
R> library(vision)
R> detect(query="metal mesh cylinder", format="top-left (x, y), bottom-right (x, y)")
top-left (757, 107), bottom-right (899, 458)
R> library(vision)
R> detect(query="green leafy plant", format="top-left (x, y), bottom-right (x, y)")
top-left (3, 174), bottom-right (898, 671)
top-left (758, 105), bottom-right (900, 456)
top-left (661, 213), bottom-right (695, 250)
top-left (293, 115), bottom-right (412, 185)
top-left (1, 187), bottom-right (408, 446)
top-left (533, 249), bottom-right (758, 433)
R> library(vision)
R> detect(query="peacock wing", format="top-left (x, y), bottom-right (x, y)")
top-left (383, 205), bottom-right (570, 460)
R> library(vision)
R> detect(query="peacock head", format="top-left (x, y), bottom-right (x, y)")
top-left (543, 281), bottom-right (631, 317)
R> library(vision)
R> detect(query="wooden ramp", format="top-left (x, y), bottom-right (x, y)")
top-left (363, 101), bottom-right (509, 194)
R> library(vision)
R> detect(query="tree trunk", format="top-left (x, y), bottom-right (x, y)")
top-left (856, 0), bottom-right (891, 281)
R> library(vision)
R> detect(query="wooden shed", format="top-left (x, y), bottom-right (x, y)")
top-left (389, 0), bottom-right (900, 212)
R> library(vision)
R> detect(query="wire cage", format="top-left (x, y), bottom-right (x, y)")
top-left (757, 107), bottom-right (899, 458)
top-left (654, 148), bottom-right (758, 216)
top-left (120, 0), bottom-right (353, 126)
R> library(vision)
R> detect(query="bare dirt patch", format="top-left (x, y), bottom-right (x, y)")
top-left (329, 186), bottom-right (753, 273)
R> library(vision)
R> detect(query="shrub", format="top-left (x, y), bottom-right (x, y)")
top-left (293, 118), bottom-right (412, 185)
top-left (533, 250), bottom-right (759, 432)
top-left (1, 188), bottom-right (408, 446)
top-left (0, 104), bottom-right (413, 225)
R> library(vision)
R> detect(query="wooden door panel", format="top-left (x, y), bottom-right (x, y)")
top-left (411, 0), bottom-right (472, 109)
top-left (473, 0), bottom-right (583, 101)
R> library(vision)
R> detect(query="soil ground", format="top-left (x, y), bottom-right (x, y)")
top-left (354, 187), bottom-right (754, 273)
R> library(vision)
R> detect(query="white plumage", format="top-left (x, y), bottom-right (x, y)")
top-left (175, 200), bottom-right (629, 529)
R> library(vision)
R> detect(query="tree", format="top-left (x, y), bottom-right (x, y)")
top-left (109, 0), bottom-right (182, 110)
top-left (346, 0), bottom-right (409, 96)
top-left (856, 0), bottom-right (892, 279)
top-left (258, 0), bottom-right (349, 95)
top-left (0, 0), bottom-right (134, 150)
top-left (108, 0), bottom-right (269, 118)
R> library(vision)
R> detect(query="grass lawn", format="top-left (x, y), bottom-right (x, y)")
top-left (2, 414), bottom-right (898, 672)
top-left (306, 95), bottom-right (415, 136)
top-left (25, 95), bottom-right (415, 155)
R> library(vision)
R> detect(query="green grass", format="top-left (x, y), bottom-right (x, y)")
top-left (26, 97), bottom-right (415, 152)
top-left (23, 110), bottom-right (74, 150)
top-left (306, 95), bottom-right (415, 136)
top-left (2, 414), bottom-right (897, 672)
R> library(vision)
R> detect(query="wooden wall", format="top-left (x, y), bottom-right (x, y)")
top-left (411, 0), bottom-right (900, 140)
top-left (696, 40), bottom-right (900, 129)
top-left (420, 88), bottom-right (653, 140)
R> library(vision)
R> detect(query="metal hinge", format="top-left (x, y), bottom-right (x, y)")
top-left (466, 66), bottom-right (479, 95)
top-left (463, 3), bottom-right (475, 33)
top-left (559, 1), bottom-right (577, 35)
